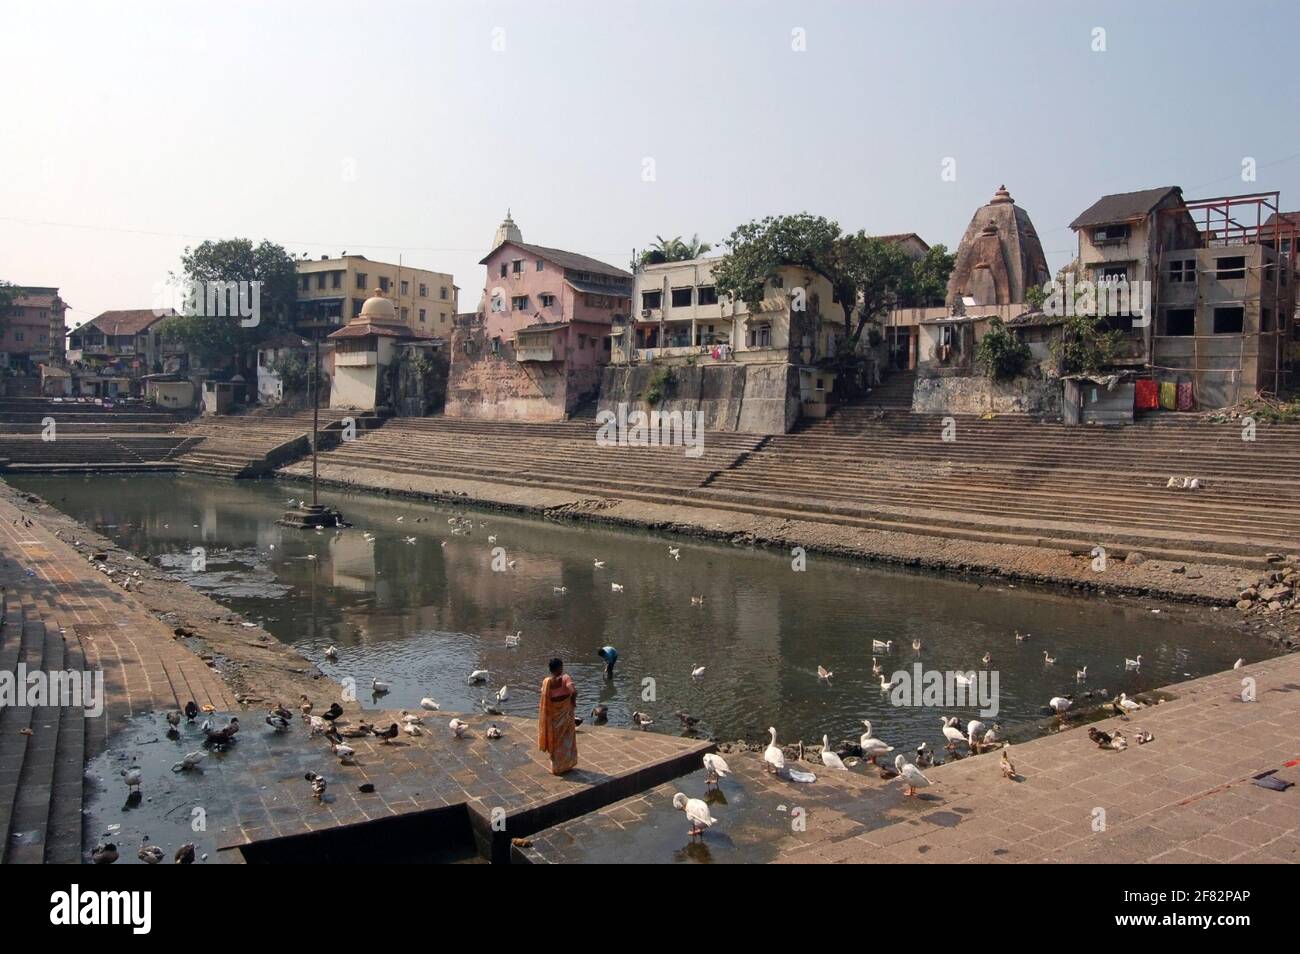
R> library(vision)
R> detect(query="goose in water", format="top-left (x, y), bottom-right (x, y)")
top-left (420, 697), bottom-right (440, 711)
top-left (672, 792), bottom-right (717, 838)
top-left (593, 559), bottom-right (605, 568)
top-left (668, 546), bottom-right (681, 559)
top-left (496, 684), bottom-right (509, 702)
top-left (703, 752), bottom-right (731, 785)
top-left (764, 727), bottom-right (787, 775)
top-left (859, 721), bottom-right (894, 764)
top-left (1076, 665), bottom-right (1088, 681)
top-left (914, 742), bottom-right (934, 769)
top-left (468, 669), bottom-right (489, 684)
top-left (982, 651), bottom-right (992, 666)
top-left (1015, 630), bottom-right (1027, 643)
top-left (610, 582), bottom-right (624, 593)
top-left (1048, 695), bottom-right (1073, 717)
top-left (1125, 655), bottom-right (1142, 669)
top-left (871, 657), bottom-right (882, 676)
top-left (820, 736), bottom-right (848, 771)
top-left (912, 638), bottom-right (922, 652)
top-left (895, 755), bottom-right (931, 797)
top-left (553, 585), bottom-right (567, 594)
top-left (817, 665), bottom-right (833, 682)
top-left (878, 674), bottom-right (896, 691)
top-left (966, 719), bottom-right (986, 751)
top-left (590, 704), bottom-right (609, 724)
top-left (691, 665), bottom-right (706, 679)
top-left (872, 639), bottom-right (893, 653)
top-left (505, 631), bottom-right (522, 648)
top-left (1043, 650), bottom-right (1056, 665)
top-left (941, 717), bottom-right (966, 749)
top-left (371, 678), bottom-right (390, 694)
top-left (324, 645), bottom-right (338, 661)
top-left (954, 671), bottom-right (974, 688)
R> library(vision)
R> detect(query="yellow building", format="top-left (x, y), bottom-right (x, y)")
top-left (296, 254), bottom-right (458, 336)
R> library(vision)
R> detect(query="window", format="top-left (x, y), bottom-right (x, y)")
top-left (1165, 308), bottom-right (1195, 336)
top-left (578, 334), bottom-right (587, 350)
top-left (301, 275), bottom-right (311, 291)
top-left (316, 273), bottom-right (326, 290)
top-left (1262, 307), bottom-right (1274, 332)
top-left (14, 331), bottom-right (24, 342)
top-left (491, 337), bottom-right (501, 354)
top-left (400, 307), bottom-right (408, 321)
top-left (418, 283), bottom-right (428, 297)
top-left (1213, 307), bottom-right (1244, 334)
top-left (641, 290), bottom-right (662, 310)
top-left (440, 313), bottom-right (447, 323)
top-left (747, 323), bottom-right (771, 348)
top-left (440, 286), bottom-right (448, 300)
top-left (511, 295), bottom-right (529, 311)
top-left (332, 272), bottom-right (342, 289)
top-left (540, 294), bottom-right (555, 308)
top-left (356, 273), bottom-right (368, 290)
top-left (378, 276), bottom-right (390, 292)
top-left (697, 285), bottom-right (718, 306)
top-left (500, 264), bottom-right (508, 278)
top-left (1099, 265), bottom-right (1128, 283)
top-left (1092, 224), bottom-right (1130, 243)
top-left (512, 260), bottom-right (523, 274)
top-left (400, 281), bottom-right (409, 296)
top-left (1216, 256), bottom-right (1246, 280)
top-left (536, 259), bottom-right (544, 271)
top-left (353, 299), bottom-right (364, 317)
top-left (1169, 260), bottom-right (1194, 283)
top-left (771, 275), bottom-right (784, 289)
top-left (671, 287), bottom-right (693, 308)
top-left (419, 309), bottom-right (427, 323)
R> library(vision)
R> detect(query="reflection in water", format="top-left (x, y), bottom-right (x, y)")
top-left (15, 474), bottom-right (1271, 753)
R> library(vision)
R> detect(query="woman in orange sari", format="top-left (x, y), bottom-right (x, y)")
top-left (538, 657), bottom-right (578, 775)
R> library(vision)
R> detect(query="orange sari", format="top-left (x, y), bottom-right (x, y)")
top-left (538, 674), bottom-right (578, 775)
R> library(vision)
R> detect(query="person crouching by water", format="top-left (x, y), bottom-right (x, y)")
top-left (539, 657), bottom-right (578, 775)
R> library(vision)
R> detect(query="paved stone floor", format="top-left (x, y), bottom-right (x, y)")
top-left (82, 707), bottom-right (709, 863)
top-left (0, 490), bottom-right (236, 757)
top-left (523, 652), bottom-right (1300, 863)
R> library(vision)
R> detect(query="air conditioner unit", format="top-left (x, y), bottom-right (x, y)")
top-left (640, 309), bottom-right (651, 318)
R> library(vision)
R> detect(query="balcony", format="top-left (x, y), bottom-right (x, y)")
top-left (335, 350), bottom-right (377, 367)
top-left (516, 345), bottom-right (556, 362)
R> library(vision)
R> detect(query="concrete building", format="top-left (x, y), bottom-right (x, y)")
top-left (255, 331), bottom-right (316, 406)
top-left (297, 254), bottom-right (458, 336)
top-left (1072, 187), bottom-right (1294, 405)
top-left (2, 287), bottom-right (67, 372)
top-left (66, 309), bottom-right (179, 374)
top-left (444, 212), bottom-right (632, 421)
top-left (327, 289), bottom-right (434, 411)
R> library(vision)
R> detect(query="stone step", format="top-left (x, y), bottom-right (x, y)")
top-left (45, 630), bottom-right (87, 864)
top-left (0, 603), bottom-right (46, 864)
top-left (5, 617), bottom-right (63, 863)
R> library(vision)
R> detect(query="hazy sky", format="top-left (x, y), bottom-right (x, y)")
top-left (4, 0), bottom-right (1299, 328)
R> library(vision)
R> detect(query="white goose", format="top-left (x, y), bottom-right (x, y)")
top-left (817, 665), bottom-right (833, 682)
top-left (941, 717), bottom-right (966, 748)
top-left (1125, 655), bottom-right (1143, 669)
top-left (371, 678), bottom-right (390, 694)
top-left (324, 645), bottom-right (338, 660)
top-left (871, 657), bottom-right (883, 676)
top-left (1049, 695), bottom-right (1072, 716)
top-left (611, 582), bottom-right (624, 593)
top-left (703, 752), bottom-right (731, 785)
top-left (672, 792), bottom-right (717, 838)
top-left (763, 727), bottom-right (786, 775)
top-left (821, 736), bottom-right (848, 771)
top-left (1076, 665), bottom-right (1088, 681)
top-left (691, 665), bottom-right (706, 679)
top-left (895, 755), bottom-right (931, 796)
top-left (954, 671), bottom-right (974, 688)
top-left (1043, 650), bottom-right (1056, 665)
top-left (912, 638), bottom-right (922, 652)
top-left (593, 559), bottom-right (605, 568)
top-left (872, 639), bottom-right (893, 653)
top-left (420, 697), bottom-right (440, 711)
top-left (966, 719), bottom-right (986, 750)
top-left (505, 631), bottom-right (521, 648)
top-left (468, 669), bottom-right (489, 684)
top-left (449, 718), bottom-right (470, 738)
top-left (878, 673), bottom-right (896, 691)
top-left (859, 721), bottom-right (894, 764)
top-left (496, 684), bottom-right (509, 702)
top-left (1117, 692), bottom-right (1143, 715)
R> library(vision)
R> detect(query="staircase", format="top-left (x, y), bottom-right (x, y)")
top-left (0, 594), bottom-right (86, 864)
top-left (853, 369), bottom-right (917, 412)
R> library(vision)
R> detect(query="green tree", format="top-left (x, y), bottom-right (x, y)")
top-left (835, 236), bottom-right (954, 348)
top-left (713, 213), bottom-right (844, 315)
top-left (162, 238), bottom-right (298, 371)
top-left (975, 316), bottom-right (1032, 380)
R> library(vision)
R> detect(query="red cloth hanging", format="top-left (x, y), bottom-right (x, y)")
top-left (1135, 379), bottom-right (1159, 411)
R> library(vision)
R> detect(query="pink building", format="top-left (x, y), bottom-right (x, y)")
top-left (445, 212), bottom-right (632, 420)
top-left (2, 287), bottom-right (67, 372)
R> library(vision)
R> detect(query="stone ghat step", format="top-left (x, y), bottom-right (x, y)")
top-left (294, 458), bottom-right (1261, 567)
top-left (2, 422), bottom-right (179, 434)
top-left (0, 599), bottom-right (47, 864)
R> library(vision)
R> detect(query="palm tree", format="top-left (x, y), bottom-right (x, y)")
top-left (639, 234), bottom-right (713, 267)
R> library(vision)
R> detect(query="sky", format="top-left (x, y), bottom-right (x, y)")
top-left (3, 0), bottom-right (1299, 329)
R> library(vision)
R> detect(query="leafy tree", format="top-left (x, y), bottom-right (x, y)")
top-left (162, 239), bottom-right (298, 371)
top-left (639, 233), bottom-right (713, 266)
top-left (1045, 263), bottom-right (1121, 375)
top-left (270, 352), bottom-right (310, 395)
top-left (0, 280), bottom-right (17, 339)
top-left (713, 213), bottom-right (843, 314)
top-left (975, 317), bottom-right (1032, 380)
